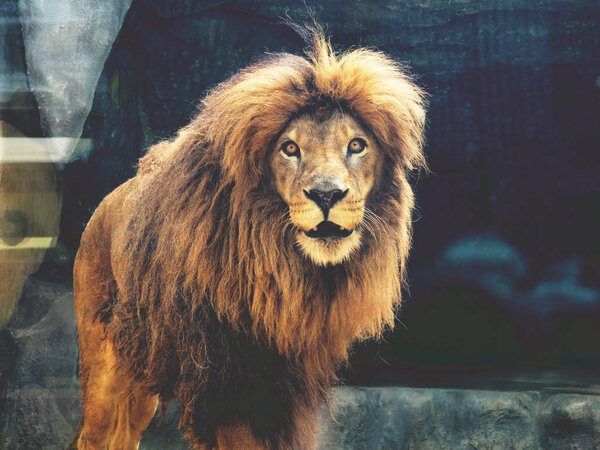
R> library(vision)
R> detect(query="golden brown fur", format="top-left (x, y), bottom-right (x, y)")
top-left (72, 27), bottom-right (426, 449)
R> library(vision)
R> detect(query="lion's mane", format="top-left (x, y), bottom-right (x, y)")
top-left (104, 29), bottom-right (426, 447)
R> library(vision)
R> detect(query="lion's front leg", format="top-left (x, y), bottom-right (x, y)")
top-left (76, 338), bottom-right (158, 449)
top-left (107, 390), bottom-right (159, 449)
top-left (76, 339), bottom-right (119, 449)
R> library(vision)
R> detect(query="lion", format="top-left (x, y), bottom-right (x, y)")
top-left (69, 26), bottom-right (426, 449)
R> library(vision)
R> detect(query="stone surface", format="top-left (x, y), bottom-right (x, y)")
top-left (1, 385), bottom-right (73, 449)
top-left (539, 395), bottom-right (600, 449)
top-left (0, 329), bottom-right (17, 415)
top-left (0, 278), bottom-right (80, 446)
top-left (318, 387), bottom-right (600, 450)
top-left (18, 0), bottom-right (133, 161)
top-left (11, 291), bottom-right (77, 389)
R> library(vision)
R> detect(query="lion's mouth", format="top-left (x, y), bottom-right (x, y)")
top-left (304, 221), bottom-right (354, 239)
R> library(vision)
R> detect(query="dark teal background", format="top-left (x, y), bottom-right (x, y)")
top-left (4, 0), bottom-right (600, 383)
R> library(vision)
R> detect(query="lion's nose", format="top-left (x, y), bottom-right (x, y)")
top-left (303, 188), bottom-right (349, 220)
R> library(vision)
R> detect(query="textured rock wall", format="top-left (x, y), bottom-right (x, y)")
top-left (319, 387), bottom-right (600, 449)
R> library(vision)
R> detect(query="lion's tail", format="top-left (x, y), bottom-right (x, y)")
top-left (66, 415), bottom-right (84, 450)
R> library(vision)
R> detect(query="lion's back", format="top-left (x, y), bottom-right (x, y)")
top-left (74, 136), bottom-right (180, 323)
top-left (137, 141), bottom-right (176, 176)
top-left (73, 176), bottom-right (142, 320)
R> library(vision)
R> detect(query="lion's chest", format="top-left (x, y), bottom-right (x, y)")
top-left (181, 309), bottom-right (304, 444)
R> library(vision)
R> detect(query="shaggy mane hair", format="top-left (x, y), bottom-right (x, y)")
top-left (104, 27), bottom-right (426, 447)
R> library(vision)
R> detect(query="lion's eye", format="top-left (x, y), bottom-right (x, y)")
top-left (347, 138), bottom-right (367, 155)
top-left (281, 140), bottom-right (300, 158)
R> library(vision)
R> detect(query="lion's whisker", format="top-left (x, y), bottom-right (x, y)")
top-left (360, 214), bottom-right (378, 244)
top-left (364, 208), bottom-right (388, 234)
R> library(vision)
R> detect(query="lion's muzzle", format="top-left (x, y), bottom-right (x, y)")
top-left (303, 188), bottom-right (349, 220)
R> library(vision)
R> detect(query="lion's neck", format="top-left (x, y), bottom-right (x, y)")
top-left (207, 232), bottom-right (401, 367)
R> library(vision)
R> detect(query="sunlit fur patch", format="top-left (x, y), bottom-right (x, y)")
top-left (296, 229), bottom-right (362, 266)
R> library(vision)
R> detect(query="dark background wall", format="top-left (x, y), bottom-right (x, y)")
top-left (6, 0), bottom-right (600, 384)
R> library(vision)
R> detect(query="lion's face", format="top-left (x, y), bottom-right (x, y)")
top-left (270, 111), bottom-right (384, 265)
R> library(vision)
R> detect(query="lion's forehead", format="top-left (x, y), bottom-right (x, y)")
top-left (280, 111), bottom-right (361, 147)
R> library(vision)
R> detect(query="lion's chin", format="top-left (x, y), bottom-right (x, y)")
top-left (296, 229), bottom-right (362, 266)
